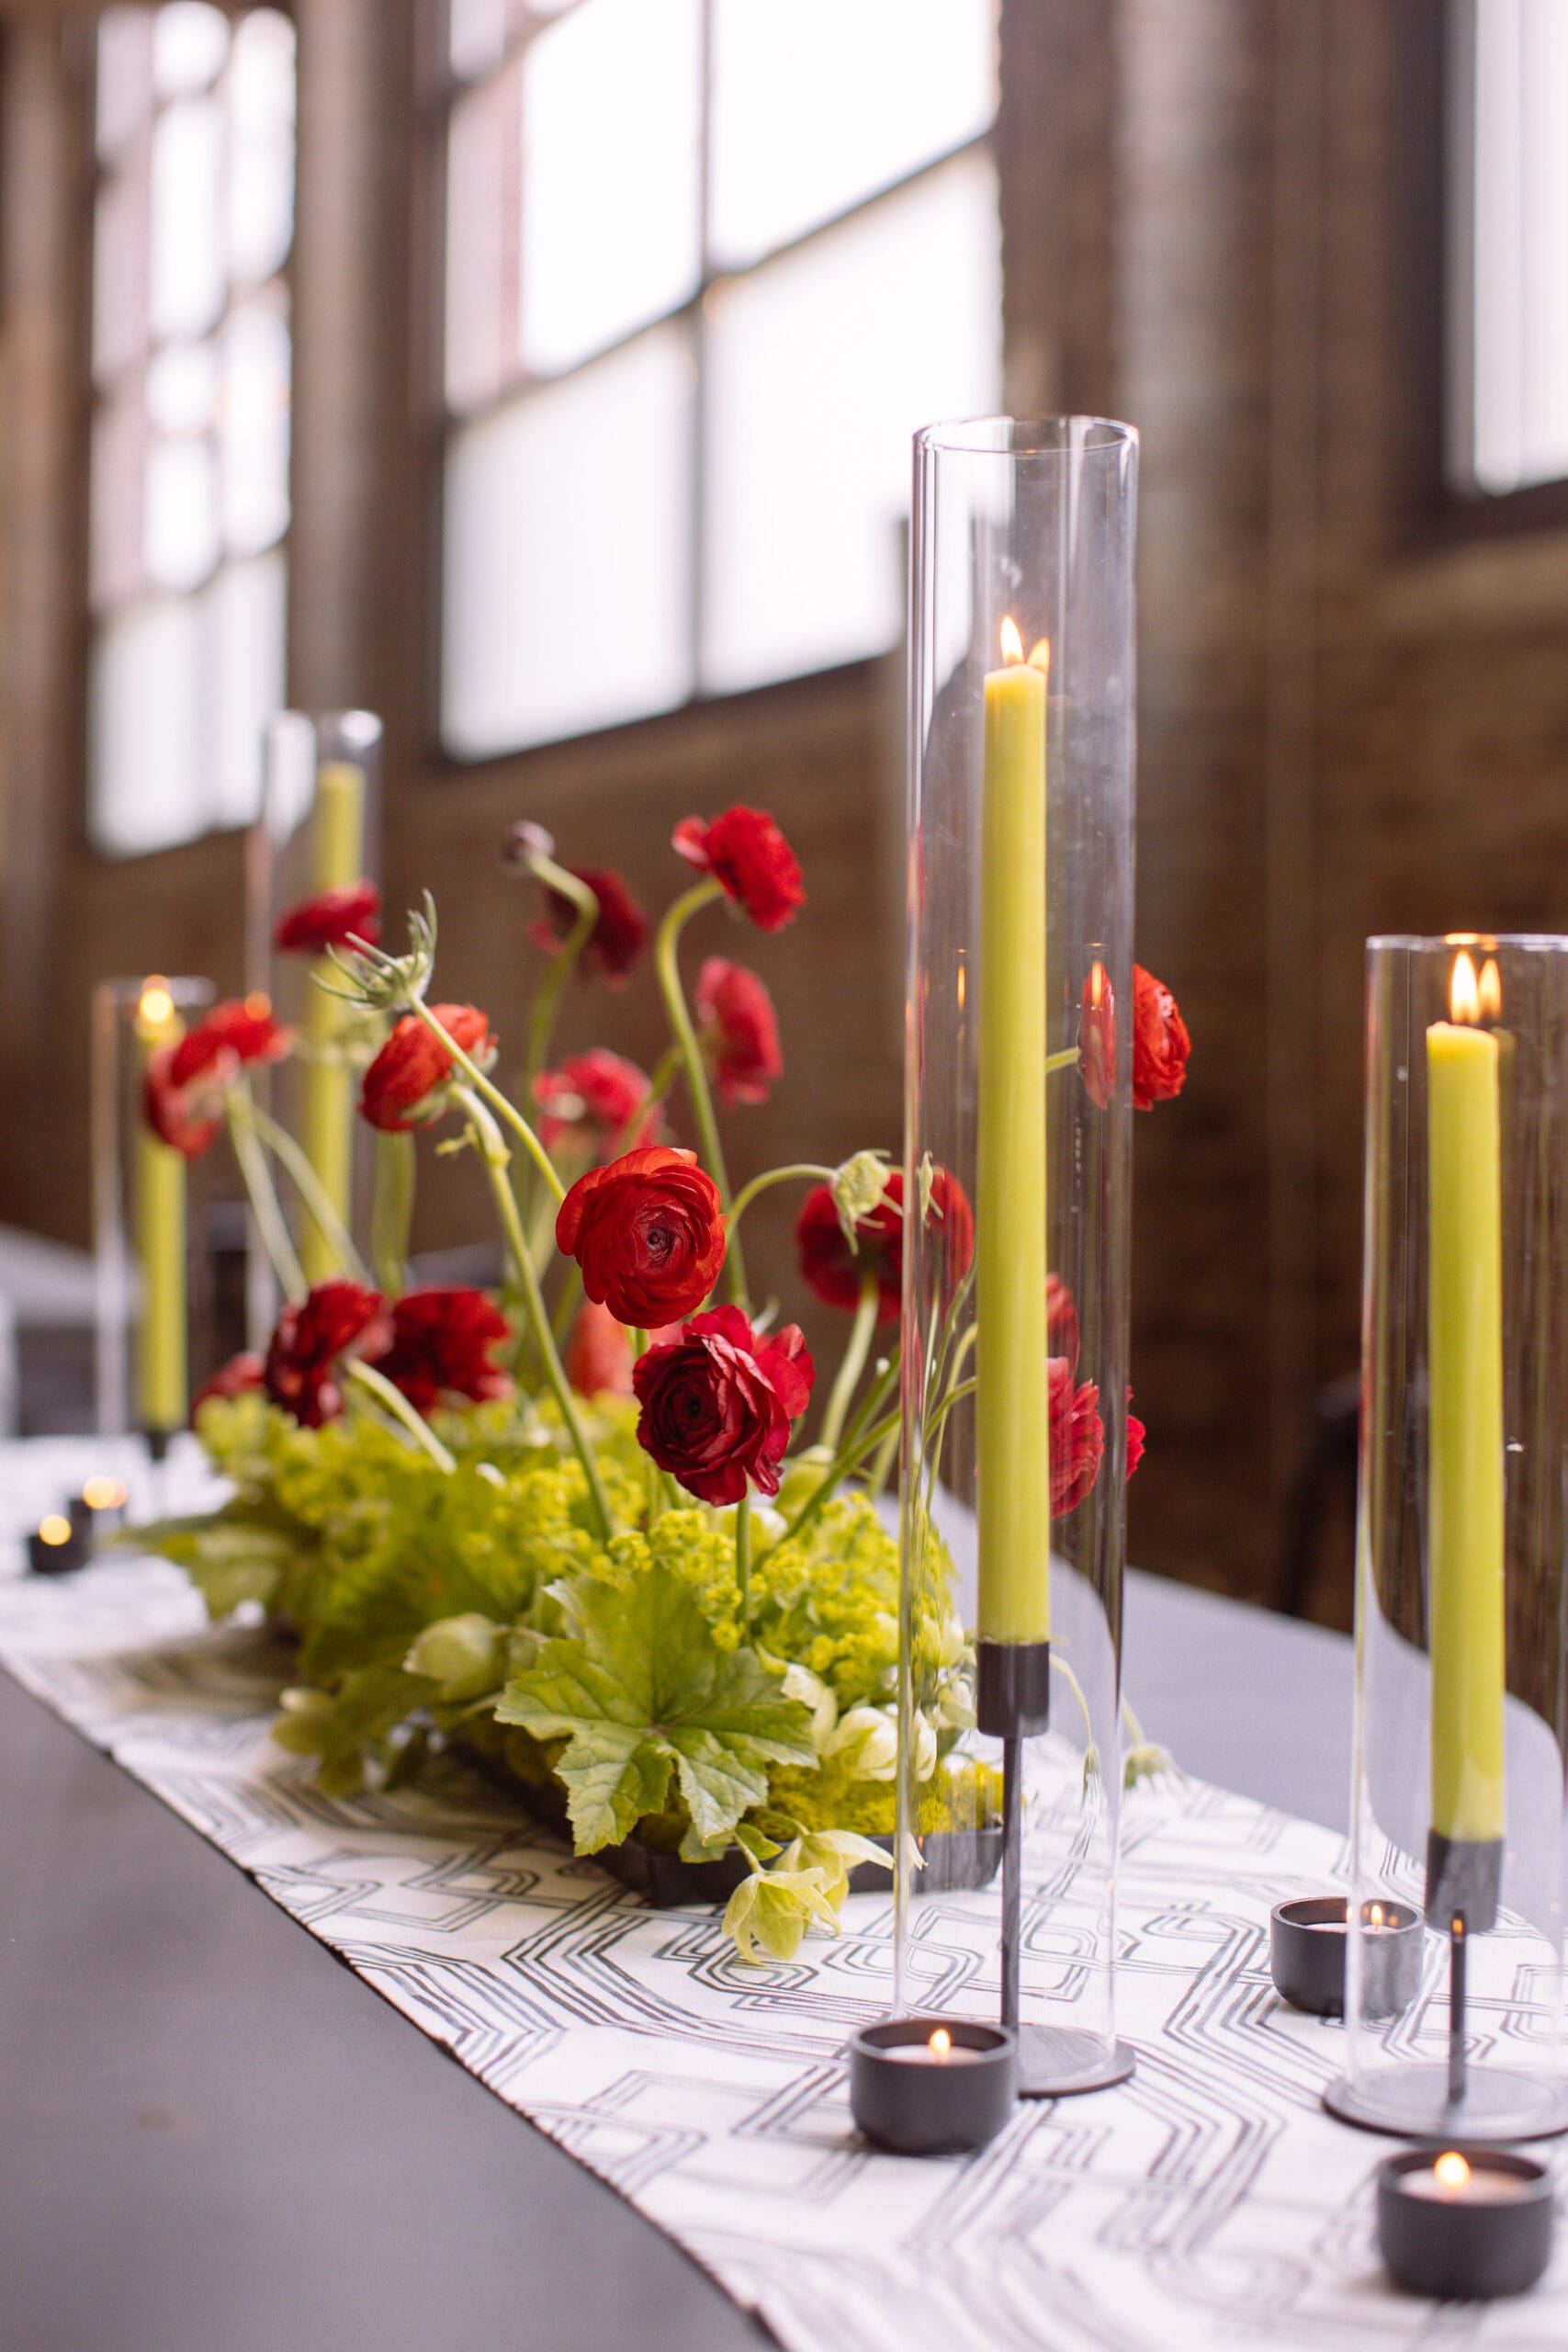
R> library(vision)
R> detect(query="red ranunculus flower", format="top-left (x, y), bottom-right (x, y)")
top-left (359, 1004), bottom-right (497, 1134)
top-left (264, 1281), bottom-right (392, 1428)
top-left (273, 880), bottom-right (382, 956)
top-left (530, 865), bottom-right (647, 985)
top-left (1132, 964), bottom-right (1190, 1110)
top-left (796, 1165), bottom-right (972, 1323)
top-left (533, 1049), bottom-right (661, 1159)
top-left (1078, 960), bottom-right (1116, 1112)
top-left (556, 1146), bottom-right (727, 1327)
top-left (191, 1351), bottom-right (265, 1421)
top-left (672, 806), bottom-right (806, 933)
top-left (1050, 1358), bottom-right (1105, 1518)
top-left (1046, 1273), bottom-right (1080, 1374)
top-left (372, 1287), bottom-right (512, 1413)
top-left (565, 1300), bottom-right (634, 1400)
top-left (1126, 1399), bottom-right (1146, 1479)
top-left (632, 1304), bottom-right (814, 1506)
top-left (694, 957), bottom-right (783, 1108)
top-left (144, 996), bottom-right (294, 1159)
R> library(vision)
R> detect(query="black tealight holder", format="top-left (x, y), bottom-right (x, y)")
top-left (849, 2018), bottom-right (1017, 2155)
top-left (1378, 2146), bottom-right (1554, 2300)
top-left (27, 1477), bottom-right (130, 1576)
top-left (1269, 1894), bottom-right (1422, 2018)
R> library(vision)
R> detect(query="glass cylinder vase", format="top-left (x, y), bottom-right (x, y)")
top-left (896, 416), bottom-right (1138, 2100)
top-left (1328, 934), bottom-right (1568, 2143)
top-left (93, 973), bottom-right (217, 1448)
top-left (246, 710), bottom-right (383, 1332)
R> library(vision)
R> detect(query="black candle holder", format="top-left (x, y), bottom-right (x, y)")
top-left (849, 2018), bottom-right (1016, 2155)
top-left (1378, 2145), bottom-right (1554, 2299)
top-left (27, 1513), bottom-right (90, 1576)
top-left (1269, 1895), bottom-right (1421, 2018)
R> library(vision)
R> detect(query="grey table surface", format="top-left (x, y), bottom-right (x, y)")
top-left (0, 1562), bottom-right (1352, 2352)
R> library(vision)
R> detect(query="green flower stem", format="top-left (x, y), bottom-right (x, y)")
top-left (452, 1083), bottom-right (614, 1544)
top-left (1045, 1046), bottom-right (1081, 1076)
top-left (818, 1270), bottom-right (880, 1454)
top-left (728, 1161), bottom-right (836, 1236)
top-left (410, 1001), bottom-right (564, 1204)
top-left (523, 856), bottom-right (600, 1090)
top-left (735, 1488), bottom-right (751, 1628)
top-left (625, 1046), bottom-right (681, 1147)
top-left (345, 1357), bottom-right (457, 1474)
top-left (370, 1129), bottom-right (416, 1298)
top-left (653, 878), bottom-right (745, 1303)
top-left (225, 1093), bottom-right (306, 1304)
top-left (242, 1093), bottom-right (373, 1287)
top-left (865, 1414), bottom-right (902, 1498)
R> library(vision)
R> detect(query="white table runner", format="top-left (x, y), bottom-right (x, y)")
top-left (1, 1438), bottom-right (1562, 2351)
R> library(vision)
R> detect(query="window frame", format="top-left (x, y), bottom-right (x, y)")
top-left (423, 0), bottom-right (1000, 771)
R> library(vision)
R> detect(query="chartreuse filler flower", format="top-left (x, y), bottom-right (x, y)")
top-left (134, 807), bottom-right (1182, 1963)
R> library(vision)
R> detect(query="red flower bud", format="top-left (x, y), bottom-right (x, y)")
top-left (694, 957), bottom-right (783, 1108)
top-left (359, 1004), bottom-right (497, 1134)
top-left (557, 1146), bottom-right (727, 1327)
top-left (632, 1304), bottom-right (814, 1506)
top-left (529, 864), bottom-right (647, 985)
top-left (264, 1281), bottom-right (392, 1428)
top-left (372, 1287), bottom-right (512, 1413)
top-left (672, 806), bottom-right (805, 933)
top-left (565, 1300), bottom-right (635, 1400)
top-left (273, 881), bottom-right (382, 956)
top-left (144, 996), bottom-right (294, 1159)
top-left (533, 1049), bottom-right (662, 1159)
top-left (1132, 964), bottom-right (1190, 1110)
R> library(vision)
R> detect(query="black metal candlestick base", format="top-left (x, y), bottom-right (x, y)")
top-left (1427, 1831), bottom-right (1503, 1938)
top-left (144, 1427), bottom-right (175, 1464)
top-left (976, 1637), bottom-right (1135, 2102)
top-left (1378, 2147), bottom-right (1554, 2300)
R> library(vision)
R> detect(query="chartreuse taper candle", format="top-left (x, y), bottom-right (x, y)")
top-left (976, 621), bottom-right (1052, 1645)
top-left (134, 978), bottom-right (187, 1433)
top-left (1427, 947), bottom-right (1506, 1870)
top-left (299, 758), bottom-right (366, 1284)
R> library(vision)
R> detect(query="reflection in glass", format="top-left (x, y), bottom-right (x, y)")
top-left (702, 154), bottom-right (1001, 695)
top-left (150, 98), bottom-right (225, 341)
top-left (708, 0), bottom-right (995, 268)
top-left (443, 325), bottom-right (694, 756)
top-left (521, 0), bottom-right (701, 375)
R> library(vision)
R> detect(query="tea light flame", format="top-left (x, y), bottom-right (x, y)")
top-left (929, 2028), bottom-right (953, 2061)
top-left (37, 1514), bottom-right (71, 1546)
top-left (1434, 2151), bottom-right (1472, 2194)
top-left (82, 1476), bottom-right (127, 1511)
top-left (1369, 1903), bottom-right (1384, 1928)
top-left (139, 978), bottom-right (175, 1027)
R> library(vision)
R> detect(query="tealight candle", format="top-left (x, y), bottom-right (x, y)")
top-left (1269, 1894), bottom-right (1421, 2018)
top-left (70, 1476), bottom-right (130, 1549)
top-left (28, 1510), bottom-right (89, 1577)
top-left (849, 2018), bottom-right (1016, 2154)
top-left (1378, 2146), bottom-right (1553, 2299)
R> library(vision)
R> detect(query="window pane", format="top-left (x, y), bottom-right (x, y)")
top-left (445, 63), bottom-right (522, 413)
top-left (520, 0), bottom-right (701, 375)
top-left (145, 429), bottom-right (219, 590)
top-left (701, 153), bottom-right (1001, 695)
top-left (97, 11), bottom-right (153, 163)
top-left (443, 325), bottom-right (694, 756)
top-left (91, 391), bottom-right (147, 611)
top-left (449, 0), bottom-right (509, 81)
top-left (89, 598), bottom-right (206, 855)
top-left (1467, 0), bottom-right (1568, 492)
top-left (207, 550), bottom-right (286, 829)
top-left (93, 152), bottom-right (151, 384)
top-left (709, 0), bottom-right (996, 269)
top-left (153, 2), bottom-right (229, 97)
top-left (220, 295), bottom-right (291, 554)
top-left (146, 336), bottom-right (218, 434)
top-left (150, 97), bottom-right (225, 341)
top-left (227, 10), bottom-right (296, 285)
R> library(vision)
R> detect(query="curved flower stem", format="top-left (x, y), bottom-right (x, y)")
top-left (452, 1083), bottom-right (614, 1543)
top-left (410, 1001), bottom-right (564, 1204)
top-left (818, 1271), bottom-right (880, 1454)
top-left (226, 1095), bottom-right (306, 1305)
top-left (370, 1130), bottom-right (416, 1298)
top-left (1045, 1046), bottom-right (1081, 1076)
top-left (346, 1357), bottom-right (457, 1474)
top-left (728, 1161), bottom-right (836, 1236)
top-left (523, 858), bottom-right (599, 1091)
top-left (865, 1414), bottom-right (902, 1498)
top-left (653, 878), bottom-right (746, 1302)
top-left (241, 1093), bottom-right (374, 1288)
top-left (735, 1489), bottom-right (751, 1630)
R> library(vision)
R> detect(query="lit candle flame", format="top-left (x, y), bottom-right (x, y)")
top-left (1449, 951), bottom-right (1481, 1026)
top-left (139, 978), bottom-right (175, 1028)
top-left (244, 989), bottom-right (273, 1021)
top-left (928, 2028), bottom-right (953, 2061)
top-left (1027, 637), bottom-right (1052, 677)
top-left (998, 616), bottom-right (1023, 665)
top-left (1089, 958), bottom-right (1108, 1010)
top-left (1478, 957), bottom-right (1502, 1022)
top-left (1434, 2151), bottom-right (1472, 2194)
top-left (1368, 1903), bottom-right (1384, 1928)
top-left (37, 1514), bottom-right (72, 1547)
top-left (956, 962), bottom-right (966, 1013)
top-left (82, 1476), bottom-right (127, 1511)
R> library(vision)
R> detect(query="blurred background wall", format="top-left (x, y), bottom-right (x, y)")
top-left (2, 0), bottom-right (1566, 1626)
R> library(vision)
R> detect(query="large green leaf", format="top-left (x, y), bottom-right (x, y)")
top-left (495, 1565), bottom-right (817, 1854)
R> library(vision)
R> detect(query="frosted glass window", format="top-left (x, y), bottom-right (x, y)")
top-left (150, 100), bottom-right (225, 340)
top-left (220, 297), bottom-right (291, 555)
top-left (94, 158), bottom-right (151, 386)
top-left (97, 12), bottom-right (153, 161)
top-left (520, 0), bottom-right (702, 375)
top-left (1459, 0), bottom-right (1568, 493)
top-left (147, 337), bottom-right (218, 433)
top-left (702, 154), bottom-right (1001, 695)
top-left (153, 3), bottom-right (228, 96)
top-left (445, 68), bottom-right (520, 413)
top-left (91, 394), bottom-right (147, 610)
top-left (709, 0), bottom-right (996, 269)
top-left (145, 430), bottom-right (219, 589)
top-left (443, 326), bottom-right (694, 756)
top-left (89, 599), bottom-right (206, 856)
top-left (208, 551), bottom-right (287, 828)
top-left (227, 11), bottom-right (296, 286)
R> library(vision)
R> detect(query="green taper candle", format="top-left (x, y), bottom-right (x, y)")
top-left (299, 760), bottom-right (365, 1285)
top-left (135, 978), bottom-right (187, 1432)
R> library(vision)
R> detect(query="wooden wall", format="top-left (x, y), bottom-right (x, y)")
top-left (5, 0), bottom-right (1568, 1621)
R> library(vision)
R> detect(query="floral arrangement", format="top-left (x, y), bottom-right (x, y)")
top-left (135, 807), bottom-right (1190, 1962)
